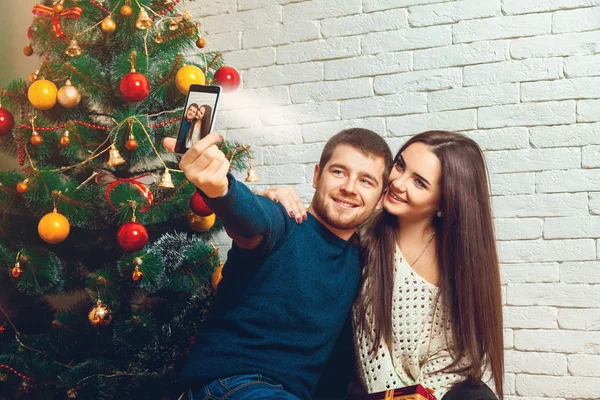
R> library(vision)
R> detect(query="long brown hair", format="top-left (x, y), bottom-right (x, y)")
top-left (355, 131), bottom-right (504, 397)
top-left (185, 104), bottom-right (213, 143)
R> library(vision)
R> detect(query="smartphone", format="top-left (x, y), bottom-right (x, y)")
top-left (174, 84), bottom-right (221, 154)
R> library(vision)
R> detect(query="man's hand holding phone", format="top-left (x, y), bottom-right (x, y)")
top-left (163, 133), bottom-right (229, 198)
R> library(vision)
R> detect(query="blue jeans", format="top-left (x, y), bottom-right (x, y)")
top-left (188, 374), bottom-right (301, 400)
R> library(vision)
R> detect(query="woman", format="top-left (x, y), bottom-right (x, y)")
top-left (185, 104), bottom-right (212, 148)
top-left (262, 131), bottom-right (503, 400)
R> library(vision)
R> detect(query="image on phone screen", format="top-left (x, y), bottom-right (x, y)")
top-left (174, 85), bottom-right (221, 154)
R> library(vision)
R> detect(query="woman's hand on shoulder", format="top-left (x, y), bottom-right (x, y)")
top-left (261, 187), bottom-right (307, 224)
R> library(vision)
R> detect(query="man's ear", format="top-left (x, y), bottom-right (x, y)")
top-left (375, 187), bottom-right (388, 210)
top-left (312, 164), bottom-right (321, 189)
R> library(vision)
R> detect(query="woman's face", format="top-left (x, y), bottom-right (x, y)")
top-left (383, 142), bottom-right (442, 222)
top-left (197, 106), bottom-right (205, 119)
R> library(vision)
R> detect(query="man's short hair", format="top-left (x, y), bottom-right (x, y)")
top-left (188, 103), bottom-right (199, 110)
top-left (319, 128), bottom-right (393, 189)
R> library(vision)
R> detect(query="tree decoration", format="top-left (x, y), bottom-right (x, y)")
top-left (187, 210), bottom-right (216, 232)
top-left (60, 130), bottom-right (71, 147)
top-left (0, 103), bottom-right (15, 136)
top-left (117, 204), bottom-right (149, 253)
top-left (175, 64), bottom-right (205, 94)
top-left (32, 3), bottom-right (83, 39)
top-left (57, 80), bottom-right (81, 108)
top-left (213, 66), bottom-right (240, 92)
top-left (28, 79), bottom-right (58, 110)
top-left (88, 299), bottom-right (113, 327)
top-left (120, 51), bottom-right (150, 102)
top-left (38, 206), bottom-right (71, 244)
top-left (101, 16), bottom-right (117, 33)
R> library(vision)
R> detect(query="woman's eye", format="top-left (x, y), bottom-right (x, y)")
top-left (415, 179), bottom-right (426, 188)
top-left (394, 160), bottom-right (404, 170)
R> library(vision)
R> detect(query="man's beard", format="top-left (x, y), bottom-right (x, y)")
top-left (311, 193), bottom-right (373, 230)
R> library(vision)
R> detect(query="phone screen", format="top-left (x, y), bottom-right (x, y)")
top-left (174, 85), bottom-right (221, 154)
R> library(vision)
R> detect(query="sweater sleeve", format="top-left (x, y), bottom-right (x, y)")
top-left (197, 173), bottom-right (289, 255)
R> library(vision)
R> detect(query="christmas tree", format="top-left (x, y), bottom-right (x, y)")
top-left (0, 1), bottom-right (253, 398)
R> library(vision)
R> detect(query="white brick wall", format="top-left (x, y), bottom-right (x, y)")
top-left (190, 0), bottom-right (600, 397)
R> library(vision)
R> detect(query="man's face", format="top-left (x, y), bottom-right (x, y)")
top-left (186, 105), bottom-right (198, 121)
top-left (311, 144), bottom-right (386, 237)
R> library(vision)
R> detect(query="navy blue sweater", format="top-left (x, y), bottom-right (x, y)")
top-left (179, 174), bottom-right (361, 399)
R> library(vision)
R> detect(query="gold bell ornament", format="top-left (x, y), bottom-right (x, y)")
top-left (107, 144), bottom-right (126, 166)
top-left (135, 8), bottom-right (153, 30)
top-left (65, 39), bottom-right (82, 57)
top-left (243, 146), bottom-right (259, 183)
top-left (158, 169), bottom-right (174, 189)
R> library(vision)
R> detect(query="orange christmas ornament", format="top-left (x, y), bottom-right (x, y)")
top-left (38, 207), bottom-right (70, 244)
top-left (60, 130), bottom-right (71, 147)
top-left (11, 262), bottom-right (23, 279)
top-left (125, 134), bottom-right (138, 150)
top-left (16, 179), bottom-right (29, 194)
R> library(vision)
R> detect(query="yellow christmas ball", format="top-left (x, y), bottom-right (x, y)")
top-left (175, 65), bottom-right (205, 95)
top-left (38, 209), bottom-right (70, 244)
top-left (211, 264), bottom-right (223, 291)
top-left (187, 210), bottom-right (215, 232)
top-left (101, 16), bottom-right (117, 33)
top-left (28, 79), bottom-right (58, 110)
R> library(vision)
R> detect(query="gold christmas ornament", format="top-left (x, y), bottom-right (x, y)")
top-left (158, 169), bottom-right (174, 188)
top-left (163, 0), bottom-right (173, 4)
top-left (57, 80), bottom-right (81, 108)
top-left (65, 39), bottom-right (83, 57)
top-left (168, 18), bottom-right (179, 31)
top-left (187, 211), bottom-right (216, 232)
top-left (153, 30), bottom-right (164, 44)
top-left (53, 2), bottom-right (65, 13)
top-left (28, 71), bottom-right (39, 84)
top-left (245, 166), bottom-right (259, 183)
top-left (67, 389), bottom-right (77, 399)
top-left (135, 8), bottom-right (153, 30)
top-left (88, 299), bottom-right (113, 327)
top-left (60, 130), bottom-right (71, 147)
top-left (196, 37), bottom-right (206, 49)
top-left (101, 16), bottom-right (117, 33)
top-left (120, 0), bottom-right (133, 16)
top-left (107, 144), bottom-right (126, 166)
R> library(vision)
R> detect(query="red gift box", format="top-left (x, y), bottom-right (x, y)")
top-left (359, 384), bottom-right (437, 400)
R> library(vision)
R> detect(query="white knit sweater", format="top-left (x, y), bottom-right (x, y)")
top-left (354, 245), bottom-right (464, 399)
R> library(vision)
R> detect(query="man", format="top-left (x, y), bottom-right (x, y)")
top-left (176, 103), bottom-right (199, 150)
top-left (163, 128), bottom-right (393, 400)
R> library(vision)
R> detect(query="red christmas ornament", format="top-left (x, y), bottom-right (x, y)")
top-left (117, 221), bottom-right (148, 253)
top-left (189, 191), bottom-right (213, 216)
top-left (0, 108), bottom-right (15, 136)
top-left (213, 66), bottom-right (240, 92)
top-left (119, 72), bottom-right (150, 102)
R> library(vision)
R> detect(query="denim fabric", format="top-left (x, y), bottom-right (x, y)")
top-left (188, 374), bottom-right (302, 400)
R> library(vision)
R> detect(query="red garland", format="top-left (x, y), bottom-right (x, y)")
top-left (88, 0), bottom-right (110, 15)
top-left (0, 364), bottom-right (33, 382)
top-left (95, 173), bottom-right (155, 213)
top-left (18, 117), bottom-right (181, 133)
top-left (32, 4), bottom-right (82, 39)
top-left (17, 104), bottom-right (25, 166)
